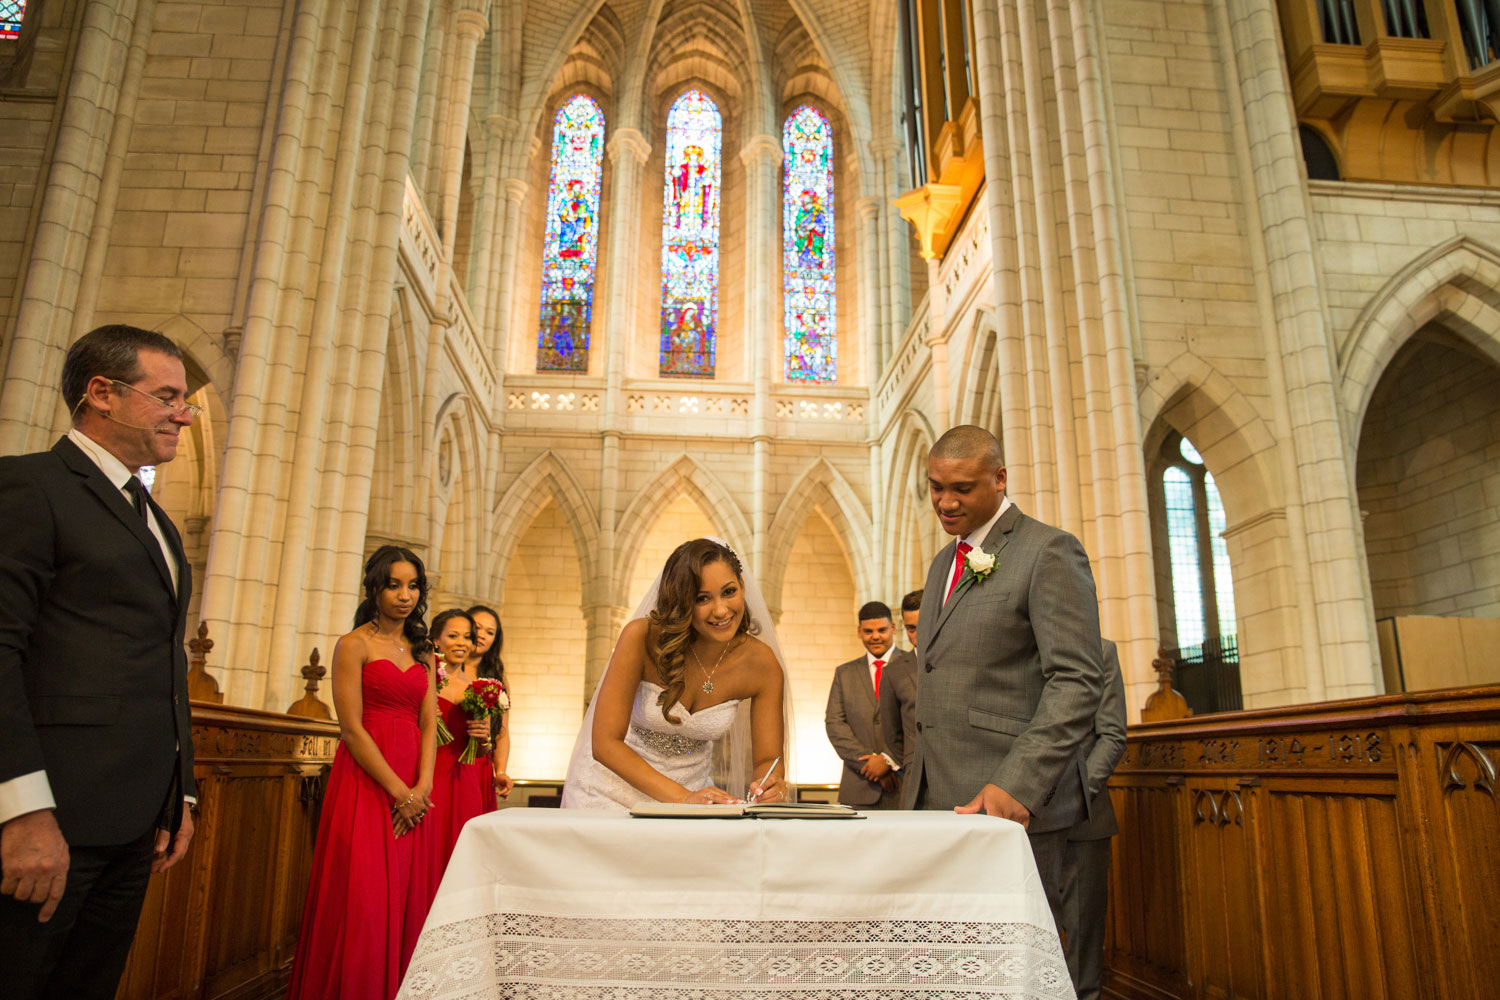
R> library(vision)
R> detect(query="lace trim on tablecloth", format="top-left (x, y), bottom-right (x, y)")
top-left (397, 914), bottom-right (1074, 1000)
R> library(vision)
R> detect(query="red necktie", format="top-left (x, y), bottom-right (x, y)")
top-left (873, 659), bottom-right (884, 698)
top-left (945, 542), bottom-right (972, 602)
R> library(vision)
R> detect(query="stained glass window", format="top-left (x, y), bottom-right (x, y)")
top-left (536, 94), bottom-right (605, 372)
top-left (659, 89), bottom-right (722, 378)
top-left (0, 1), bottom-right (26, 40)
top-left (783, 105), bottom-right (836, 383)
top-left (1164, 466), bottom-right (1204, 648)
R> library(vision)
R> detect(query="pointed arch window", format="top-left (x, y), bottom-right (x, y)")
top-left (659, 89), bottom-right (722, 378)
top-left (0, 1), bottom-right (26, 39)
top-left (536, 94), bottom-right (606, 373)
top-left (1153, 432), bottom-right (1241, 713)
top-left (1162, 436), bottom-right (1237, 647)
top-left (783, 105), bottom-right (837, 383)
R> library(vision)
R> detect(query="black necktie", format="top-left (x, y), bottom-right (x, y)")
top-left (124, 476), bottom-right (150, 522)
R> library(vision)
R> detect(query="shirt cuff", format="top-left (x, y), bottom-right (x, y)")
top-left (881, 752), bottom-right (898, 770)
top-left (0, 771), bottom-right (56, 826)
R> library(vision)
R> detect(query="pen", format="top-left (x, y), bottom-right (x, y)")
top-left (748, 756), bottom-right (781, 803)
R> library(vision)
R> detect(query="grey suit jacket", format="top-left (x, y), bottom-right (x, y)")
top-left (878, 649), bottom-right (918, 772)
top-left (825, 650), bottom-right (911, 805)
top-left (904, 503), bottom-right (1105, 834)
top-left (1070, 639), bottom-right (1127, 841)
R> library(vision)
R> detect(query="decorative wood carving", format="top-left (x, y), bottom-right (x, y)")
top-left (1439, 741), bottom-right (1496, 797)
top-left (1106, 684), bottom-right (1500, 1000)
top-left (118, 704), bottom-right (339, 1000)
top-left (1140, 645), bottom-right (1191, 722)
top-left (185, 621), bottom-right (224, 704)
top-left (286, 647), bottom-right (333, 721)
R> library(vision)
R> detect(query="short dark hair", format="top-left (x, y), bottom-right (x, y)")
top-left (62, 324), bottom-right (184, 416)
top-left (900, 590), bottom-right (922, 613)
top-left (857, 600), bottom-right (893, 623)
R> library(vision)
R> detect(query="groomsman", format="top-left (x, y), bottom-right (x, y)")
top-left (825, 601), bottom-right (913, 808)
top-left (879, 590), bottom-right (922, 773)
top-left (0, 325), bottom-right (198, 999)
top-left (906, 425), bottom-right (1104, 925)
top-left (1061, 639), bottom-right (1127, 1000)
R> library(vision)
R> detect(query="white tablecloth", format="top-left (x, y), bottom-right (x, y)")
top-left (398, 810), bottom-right (1074, 1000)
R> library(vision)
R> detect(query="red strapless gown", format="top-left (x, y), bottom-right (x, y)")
top-left (418, 696), bottom-right (499, 906)
top-left (287, 659), bottom-right (435, 1000)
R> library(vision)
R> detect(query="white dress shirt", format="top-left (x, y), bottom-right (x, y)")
top-left (944, 495), bottom-right (1012, 602)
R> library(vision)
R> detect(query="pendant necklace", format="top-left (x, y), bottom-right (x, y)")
top-left (691, 639), bottom-right (733, 693)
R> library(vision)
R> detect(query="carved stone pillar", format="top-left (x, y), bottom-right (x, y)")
top-left (740, 134), bottom-right (781, 574)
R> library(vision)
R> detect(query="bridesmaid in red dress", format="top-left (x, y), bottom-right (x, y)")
top-left (465, 605), bottom-right (513, 801)
top-left (286, 546), bottom-right (439, 1000)
top-left (421, 609), bottom-right (499, 887)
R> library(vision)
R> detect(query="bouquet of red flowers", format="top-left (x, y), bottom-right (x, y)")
top-left (457, 677), bottom-right (510, 764)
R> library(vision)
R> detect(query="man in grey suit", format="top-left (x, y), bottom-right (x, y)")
top-left (1061, 639), bottom-right (1127, 1000)
top-left (879, 590), bottom-right (922, 773)
top-left (905, 425), bottom-right (1104, 925)
top-left (825, 601), bottom-right (914, 808)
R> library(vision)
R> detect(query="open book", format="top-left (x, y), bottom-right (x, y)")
top-left (629, 800), bottom-right (863, 819)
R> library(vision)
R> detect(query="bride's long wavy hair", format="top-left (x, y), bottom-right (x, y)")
top-left (649, 538), bottom-right (756, 725)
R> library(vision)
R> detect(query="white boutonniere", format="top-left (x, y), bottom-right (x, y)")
top-left (965, 547), bottom-right (996, 582)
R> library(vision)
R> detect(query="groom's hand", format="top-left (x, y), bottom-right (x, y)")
top-left (1, 809), bottom-right (70, 922)
top-left (955, 783), bottom-right (1031, 828)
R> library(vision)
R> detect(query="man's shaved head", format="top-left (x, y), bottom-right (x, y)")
top-left (930, 425), bottom-right (1003, 469)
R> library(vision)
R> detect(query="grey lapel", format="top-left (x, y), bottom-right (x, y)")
top-left (929, 503), bottom-right (1020, 642)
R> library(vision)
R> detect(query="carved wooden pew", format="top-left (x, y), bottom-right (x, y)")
top-left (1103, 684), bottom-right (1500, 1000)
top-left (115, 643), bottom-right (339, 1000)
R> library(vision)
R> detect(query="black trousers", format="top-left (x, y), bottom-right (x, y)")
top-left (0, 825), bottom-right (156, 1000)
top-left (1060, 836), bottom-right (1112, 1000)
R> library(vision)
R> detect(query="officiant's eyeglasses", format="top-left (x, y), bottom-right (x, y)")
top-left (109, 379), bottom-right (204, 419)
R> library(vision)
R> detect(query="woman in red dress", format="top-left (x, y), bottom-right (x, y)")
top-left (286, 546), bottom-right (439, 1000)
top-left (466, 604), bottom-right (514, 801)
top-left (421, 609), bottom-right (499, 887)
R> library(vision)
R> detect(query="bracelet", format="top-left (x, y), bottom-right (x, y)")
top-left (399, 791), bottom-right (414, 808)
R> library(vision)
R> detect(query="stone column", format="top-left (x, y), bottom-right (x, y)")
top-left (600, 127), bottom-right (651, 409)
top-left (491, 175), bottom-right (529, 376)
top-left (741, 134), bottom-right (781, 574)
top-left (0, 0), bottom-right (141, 453)
top-left (970, 0), bottom-right (1034, 496)
top-left (856, 196), bottom-right (885, 381)
top-left (259, 0), bottom-right (388, 709)
top-left (198, 0), bottom-right (336, 704)
top-left (870, 138), bottom-right (911, 359)
top-left (435, 3), bottom-right (489, 259)
top-left (1220, 0), bottom-right (1382, 698)
top-left (71, 0), bottom-right (159, 338)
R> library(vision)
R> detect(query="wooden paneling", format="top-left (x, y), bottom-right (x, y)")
top-left (116, 704), bottom-right (339, 1000)
top-left (1104, 685), bottom-right (1500, 1000)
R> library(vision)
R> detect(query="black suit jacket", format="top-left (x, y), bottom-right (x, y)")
top-left (0, 437), bottom-right (194, 846)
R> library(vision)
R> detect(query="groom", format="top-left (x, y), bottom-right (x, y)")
top-left (905, 425), bottom-right (1104, 922)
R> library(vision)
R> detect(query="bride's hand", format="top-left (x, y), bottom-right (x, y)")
top-left (749, 774), bottom-right (787, 803)
top-left (681, 786), bottom-right (741, 805)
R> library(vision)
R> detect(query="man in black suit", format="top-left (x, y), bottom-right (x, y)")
top-left (0, 325), bottom-right (198, 999)
top-left (1060, 639), bottom-right (1127, 1000)
top-left (825, 601), bottom-right (914, 808)
top-left (879, 589), bottom-right (921, 773)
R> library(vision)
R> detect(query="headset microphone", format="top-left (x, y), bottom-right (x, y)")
top-left (102, 410), bottom-right (163, 431)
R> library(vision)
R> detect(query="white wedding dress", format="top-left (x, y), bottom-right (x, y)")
top-left (560, 680), bottom-right (743, 810)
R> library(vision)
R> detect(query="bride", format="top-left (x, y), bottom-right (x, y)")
top-left (562, 538), bottom-right (790, 808)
